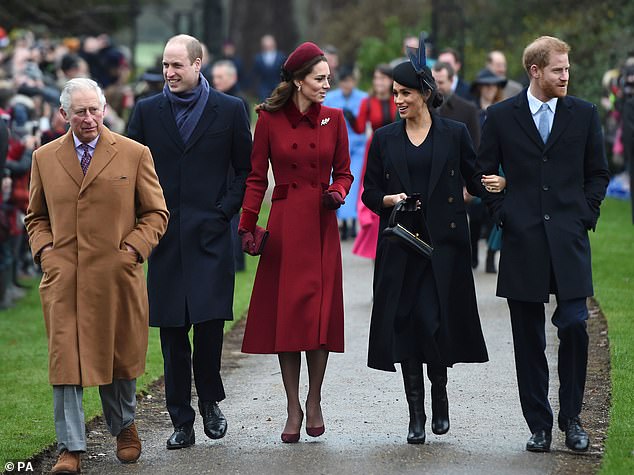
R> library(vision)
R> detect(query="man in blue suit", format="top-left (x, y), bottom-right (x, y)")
top-left (251, 34), bottom-right (286, 103)
top-left (127, 34), bottom-right (252, 450)
top-left (478, 36), bottom-right (609, 454)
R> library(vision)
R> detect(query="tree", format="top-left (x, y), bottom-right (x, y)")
top-left (0, 0), bottom-right (165, 35)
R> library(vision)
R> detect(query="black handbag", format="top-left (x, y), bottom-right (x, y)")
top-left (382, 199), bottom-right (433, 258)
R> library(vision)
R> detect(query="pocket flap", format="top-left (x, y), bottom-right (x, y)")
top-left (272, 184), bottom-right (289, 201)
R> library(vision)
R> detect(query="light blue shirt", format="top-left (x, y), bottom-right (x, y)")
top-left (527, 88), bottom-right (557, 135)
top-left (72, 134), bottom-right (99, 163)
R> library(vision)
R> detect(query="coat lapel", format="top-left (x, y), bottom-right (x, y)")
top-left (184, 91), bottom-right (219, 151)
top-left (385, 122), bottom-right (412, 193)
top-left (80, 127), bottom-right (117, 193)
top-left (158, 95), bottom-right (186, 150)
top-left (427, 116), bottom-right (449, 198)
top-left (55, 131), bottom-right (84, 187)
top-left (512, 91), bottom-right (544, 149)
top-left (544, 96), bottom-right (573, 151)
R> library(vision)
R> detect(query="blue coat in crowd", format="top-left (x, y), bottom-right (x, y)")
top-left (324, 87), bottom-right (368, 220)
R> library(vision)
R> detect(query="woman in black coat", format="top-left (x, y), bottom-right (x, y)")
top-left (362, 47), bottom-right (489, 445)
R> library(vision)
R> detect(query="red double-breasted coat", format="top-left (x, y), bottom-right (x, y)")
top-left (240, 101), bottom-right (353, 353)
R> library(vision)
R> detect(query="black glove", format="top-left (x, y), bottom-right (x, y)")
top-left (342, 108), bottom-right (356, 125)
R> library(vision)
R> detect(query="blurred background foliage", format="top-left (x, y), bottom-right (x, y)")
top-left (2, 0), bottom-right (634, 104)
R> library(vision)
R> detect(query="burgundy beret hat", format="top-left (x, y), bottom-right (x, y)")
top-left (283, 42), bottom-right (324, 74)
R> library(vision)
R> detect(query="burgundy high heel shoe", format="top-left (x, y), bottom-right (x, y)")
top-left (281, 412), bottom-right (303, 443)
top-left (281, 432), bottom-right (300, 443)
top-left (306, 403), bottom-right (325, 437)
top-left (306, 425), bottom-right (325, 437)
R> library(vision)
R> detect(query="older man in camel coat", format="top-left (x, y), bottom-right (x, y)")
top-left (26, 78), bottom-right (168, 474)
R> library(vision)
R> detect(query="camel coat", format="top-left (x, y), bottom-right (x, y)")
top-left (25, 127), bottom-right (169, 387)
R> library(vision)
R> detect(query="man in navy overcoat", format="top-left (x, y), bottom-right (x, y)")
top-left (128, 34), bottom-right (252, 449)
top-left (477, 36), bottom-right (609, 454)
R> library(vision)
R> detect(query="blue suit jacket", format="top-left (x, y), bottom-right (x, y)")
top-left (252, 51), bottom-right (286, 102)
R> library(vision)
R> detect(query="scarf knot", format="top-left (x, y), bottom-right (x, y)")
top-left (163, 73), bottom-right (210, 144)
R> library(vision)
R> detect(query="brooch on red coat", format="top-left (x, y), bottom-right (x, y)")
top-left (320, 117), bottom-right (330, 126)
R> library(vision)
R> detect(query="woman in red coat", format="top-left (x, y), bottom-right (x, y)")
top-left (345, 64), bottom-right (397, 259)
top-left (238, 42), bottom-right (353, 443)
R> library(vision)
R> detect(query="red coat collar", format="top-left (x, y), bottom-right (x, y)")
top-left (283, 100), bottom-right (321, 128)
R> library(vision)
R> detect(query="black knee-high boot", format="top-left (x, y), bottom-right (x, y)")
top-left (401, 360), bottom-right (426, 444)
top-left (427, 365), bottom-right (450, 435)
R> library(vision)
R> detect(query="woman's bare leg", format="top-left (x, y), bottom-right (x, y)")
top-left (278, 352), bottom-right (303, 434)
top-left (305, 349), bottom-right (329, 428)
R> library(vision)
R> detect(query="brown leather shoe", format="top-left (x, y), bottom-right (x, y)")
top-left (116, 422), bottom-right (141, 463)
top-left (51, 450), bottom-right (81, 474)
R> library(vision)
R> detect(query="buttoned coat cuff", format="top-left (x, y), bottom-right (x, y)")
top-left (239, 210), bottom-right (258, 233)
top-left (327, 183), bottom-right (347, 198)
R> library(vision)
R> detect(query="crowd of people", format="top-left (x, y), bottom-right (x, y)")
top-left (0, 24), bottom-right (613, 474)
top-left (0, 29), bottom-right (135, 309)
top-left (601, 52), bottom-right (634, 221)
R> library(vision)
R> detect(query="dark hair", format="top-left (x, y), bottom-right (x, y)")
top-left (256, 56), bottom-right (327, 112)
top-left (338, 65), bottom-right (355, 81)
top-left (375, 63), bottom-right (393, 79)
top-left (393, 60), bottom-right (443, 109)
top-left (432, 61), bottom-right (455, 79)
top-left (428, 90), bottom-right (444, 108)
top-left (439, 47), bottom-right (461, 64)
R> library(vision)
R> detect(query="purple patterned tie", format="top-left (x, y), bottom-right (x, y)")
top-left (80, 143), bottom-right (92, 175)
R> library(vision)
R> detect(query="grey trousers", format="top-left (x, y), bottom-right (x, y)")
top-left (53, 379), bottom-right (136, 452)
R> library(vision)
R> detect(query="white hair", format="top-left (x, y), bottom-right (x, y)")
top-left (60, 78), bottom-right (106, 113)
top-left (212, 60), bottom-right (237, 77)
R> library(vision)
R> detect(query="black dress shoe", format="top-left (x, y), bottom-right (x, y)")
top-left (166, 425), bottom-right (195, 449)
top-left (526, 429), bottom-right (552, 452)
top-left (560, 416), bottom-right (589, 452)
top-left (199, 401), bottom-right (227, 440)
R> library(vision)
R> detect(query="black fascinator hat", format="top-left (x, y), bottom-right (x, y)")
top-left (392, 32), bottom-right (443, 108)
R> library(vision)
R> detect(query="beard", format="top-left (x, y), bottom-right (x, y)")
top-left (540, 79), bottom-right (568, 99)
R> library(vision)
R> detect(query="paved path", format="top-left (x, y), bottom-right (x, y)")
top-left (81, 241), bottom-right (598, 475)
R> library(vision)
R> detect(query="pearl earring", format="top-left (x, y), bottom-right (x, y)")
top-left (297, 83), bottom-right (301, 92)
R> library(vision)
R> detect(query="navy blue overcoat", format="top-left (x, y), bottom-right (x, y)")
top-left (128, 89), bottom-right (252, 326)
top-left (477, 91), bottom-right (609, 302)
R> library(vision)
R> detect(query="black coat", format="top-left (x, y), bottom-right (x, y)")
top-left (477, 90), bottom-right (609, 302)
top-left (127, 89), bottom-right (252, 326)
top-left (436, 93), bottom-right (481, 149)
top-left (454, 78), bottom-right (474, 103)
top-left (362, 117), bottom-right (489, 372)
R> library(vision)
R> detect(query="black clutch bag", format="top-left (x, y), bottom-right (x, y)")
top-left (382, 199), bottom-right (433, 258)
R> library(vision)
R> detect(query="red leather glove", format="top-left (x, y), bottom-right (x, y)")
top-left (321, 191), bottom-right (345, 210)
top-left (239, 226), bottom-right (269, 256)
top-left (238, 227), bottom-right (256, 255)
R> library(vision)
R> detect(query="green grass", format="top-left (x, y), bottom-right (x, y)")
top-left (592, 198), bottom-right (634, 474)
top-left (0, 205), bottom-right (268, 466)
top-left (2, 199), bottom-right (631, 468)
